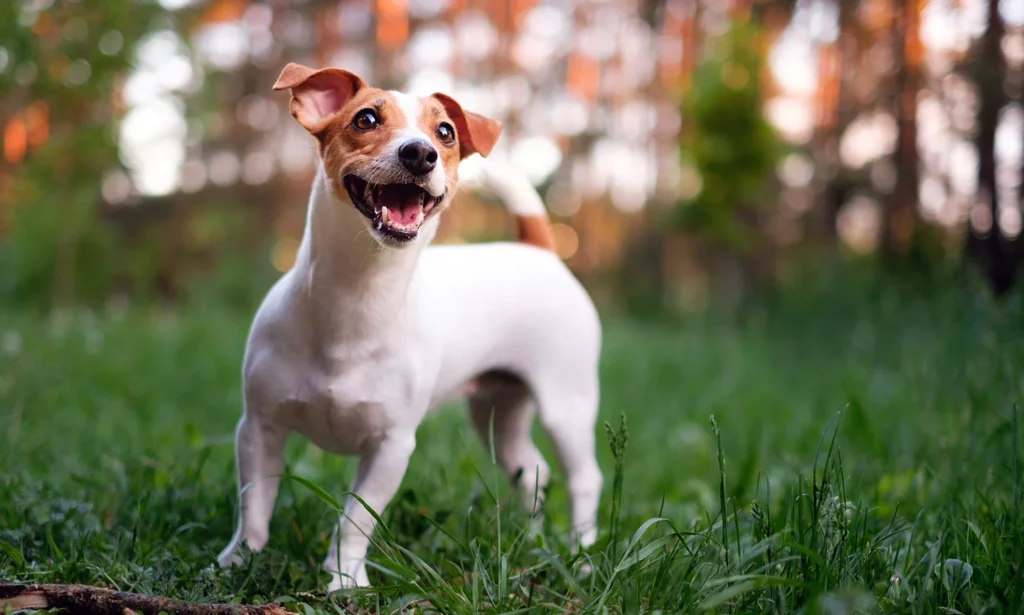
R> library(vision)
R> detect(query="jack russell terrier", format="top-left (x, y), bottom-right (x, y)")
top-left (216, 62), bottom-right (603, 592)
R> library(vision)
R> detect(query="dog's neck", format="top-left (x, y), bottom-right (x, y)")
top-left (291, 166), bottom-right (439, 337)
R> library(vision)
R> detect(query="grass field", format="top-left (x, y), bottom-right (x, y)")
top-left (2, 276), bottom-right (1023, 614)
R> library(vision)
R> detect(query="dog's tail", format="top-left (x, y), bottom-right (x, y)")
top-left (473, 160), bottom-right (556, 252)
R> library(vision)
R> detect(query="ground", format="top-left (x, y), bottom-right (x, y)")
top-left (1, 276), bottom-right (1023, 614)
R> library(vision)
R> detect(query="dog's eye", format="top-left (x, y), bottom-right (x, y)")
top-left (436, 122), bottom-right (455, 145)
top-left (352, 109), bottom-right (379, 131)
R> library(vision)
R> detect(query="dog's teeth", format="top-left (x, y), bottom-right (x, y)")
top-left (381, 206), bottom-right (389, 224)
top-left (414, 210), bottom-right (424, 225)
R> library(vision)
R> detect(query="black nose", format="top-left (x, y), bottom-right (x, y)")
top-left (398, 140), bottom-right (438, 176)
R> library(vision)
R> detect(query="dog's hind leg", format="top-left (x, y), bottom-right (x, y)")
top-left (468, 373), bottom-right (551, 514)
top-left (217, 414), bottom-right (287, 567)
top-left (531, 378), bottom-right (602, 551)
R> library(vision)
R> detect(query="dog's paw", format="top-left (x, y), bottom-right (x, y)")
top-left (326, 565), bottom-right (370, 593)
top-left (216, 547), bottom-right (245, 569)
top-left (528, 516), bottom-right (544, 540)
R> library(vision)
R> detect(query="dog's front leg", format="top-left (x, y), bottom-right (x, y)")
top-left (217, 414), bottom-right (287, 567)
top-left (324, 431), bottom-right (416, 591)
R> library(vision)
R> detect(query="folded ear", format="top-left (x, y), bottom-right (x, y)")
top-left (430, 93), bottom-right (502, 159)
top-left (273, 62), bottom-right (365, 133)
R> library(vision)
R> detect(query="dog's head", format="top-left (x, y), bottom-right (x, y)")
top-left (273, 62), bottom-right (502, 247)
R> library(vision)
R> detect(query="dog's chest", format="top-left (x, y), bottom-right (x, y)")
top-left (288, 355), bottom-right (418, 455)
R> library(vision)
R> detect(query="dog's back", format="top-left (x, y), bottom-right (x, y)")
top-left (418, 162), bottom-right (599, 401)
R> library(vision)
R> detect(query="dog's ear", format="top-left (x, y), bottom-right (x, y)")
top-left (430, 93), bottom-right (502, 159)
top-left (273, 62), bottom-right (365, 133)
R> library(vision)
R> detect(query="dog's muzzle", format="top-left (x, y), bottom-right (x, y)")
top-left (343, 175), bottom-right (445, 243)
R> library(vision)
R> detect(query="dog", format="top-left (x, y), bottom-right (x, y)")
top-left (216, 62), bottom-right (603, 592)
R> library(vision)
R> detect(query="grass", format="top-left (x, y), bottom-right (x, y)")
top-left (2, 276), bottom-right (1023, 614)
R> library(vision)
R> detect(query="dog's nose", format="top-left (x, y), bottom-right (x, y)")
top-left (398, 140), bottom-right (438, 176)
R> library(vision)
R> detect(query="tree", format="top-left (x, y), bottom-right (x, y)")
top-left (0, 0), bottom-right (166, 307)
top-left (881, 0), bottom-right (923, 258)
top-left (672, 17), bottom-right (783, 304)
top-left (964, 0), bottom-right (1018, 293)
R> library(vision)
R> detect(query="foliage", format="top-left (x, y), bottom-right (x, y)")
top-left (0, 0), bottom-right (175, 308)
top-left (2, 274), bottom-right (1023, 613)
top-left (673, 18), bottom-right (783, 252)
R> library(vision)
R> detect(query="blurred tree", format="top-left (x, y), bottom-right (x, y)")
top-left (671, 17), bottom-right (782, 303)
top-left (805, 0), bottom-right (866, 248)
top-left (881, 0), bottom-right (923, 259)
top-left (964, 0), bottom-right (1020, 294)
top-left (2, 0), bottom-right (1020, 311)
top-left (0, 0), bottom-right (167, 307)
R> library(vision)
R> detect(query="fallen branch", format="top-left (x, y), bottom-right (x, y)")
top-left (0, 582), bottom-right (294, 615)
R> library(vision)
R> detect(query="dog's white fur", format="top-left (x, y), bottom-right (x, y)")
top-left (216, 82), bottom-right (602, 592)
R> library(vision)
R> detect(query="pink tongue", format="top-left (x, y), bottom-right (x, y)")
top-left (379, 185), bottom-right (423, 225)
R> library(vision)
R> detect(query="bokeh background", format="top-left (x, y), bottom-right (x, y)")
top-left (5, 3), bottom-right (1024, 610)
top-left (1, 0), bottom-right (1023, 311)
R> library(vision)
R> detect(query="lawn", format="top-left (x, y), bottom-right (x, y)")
top-left (1, 276), bottom-right (1023, 614)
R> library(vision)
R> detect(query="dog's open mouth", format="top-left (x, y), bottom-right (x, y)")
top-left (343, 175), bottom-right (444, 242)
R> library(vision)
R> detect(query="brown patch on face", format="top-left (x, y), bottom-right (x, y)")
top-left (313, 89), bottom-right (412, 199)
top-left (415, 96), bottom-right (462, 195)
top-left (274, 63), bottom-right (502, 199)
top-left (430, 93), bottom-right (502, 160)
top-left (275, 63), bottom-right (504, 245)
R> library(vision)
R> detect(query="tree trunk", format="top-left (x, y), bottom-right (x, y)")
top-left (1014, 39), bottom-right (1024, 285)
top-left (881, 0), bottom-right (921, 258)
top-left (808, 0), bottom-right (860, 247)
top-left (967, 0), bottom-right (1017, 293)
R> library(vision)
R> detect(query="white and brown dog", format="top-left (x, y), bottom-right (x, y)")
top-left (216, 63), bottom-right (603, 591)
